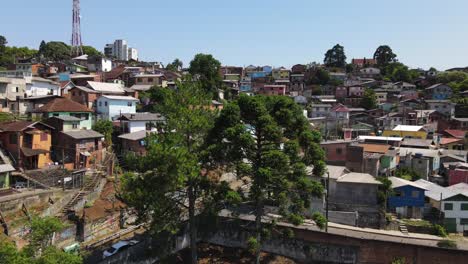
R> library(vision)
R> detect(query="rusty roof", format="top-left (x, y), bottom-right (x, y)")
top-left (358, 143), bottom-right (391, 154)
top-left (35, 98), bottom-right (93, 113)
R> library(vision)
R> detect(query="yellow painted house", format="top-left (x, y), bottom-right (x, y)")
top-left (383, 125), bottom-right (428, 139)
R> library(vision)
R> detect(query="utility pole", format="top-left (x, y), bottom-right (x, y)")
top-left (325, 171), bottom-right (330, 233)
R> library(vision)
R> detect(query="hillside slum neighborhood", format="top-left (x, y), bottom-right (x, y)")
top-left (1, 49), bottom-right (468, 262)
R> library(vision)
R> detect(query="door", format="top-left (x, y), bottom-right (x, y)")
top-left (444, 218), bottom-right (457, 233)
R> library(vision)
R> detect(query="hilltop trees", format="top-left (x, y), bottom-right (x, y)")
top-left (166, 58), bottom-right (183, 72)
top-left (0, 36), bottom-right (37, 68)
top-left (324, 44), bottom-right (347, 68)
top-left (374, 45), bottom-right (397, 66)
top-left (189, 54), bottom-right (222, 98)
top-left (205, 95), bottom-right (325, 263)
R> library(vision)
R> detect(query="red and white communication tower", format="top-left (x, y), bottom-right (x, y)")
top-left (71, 0), bottom-right (83, 57)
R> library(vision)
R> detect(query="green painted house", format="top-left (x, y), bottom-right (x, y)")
top-left (33, 98), bottom-right (94, 129)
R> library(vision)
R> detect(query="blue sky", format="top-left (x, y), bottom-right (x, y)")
top-left (2, 0), bottom-right (468, 70)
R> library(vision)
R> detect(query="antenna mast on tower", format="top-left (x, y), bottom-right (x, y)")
top-left (71, 0), bottom-right (83, 57)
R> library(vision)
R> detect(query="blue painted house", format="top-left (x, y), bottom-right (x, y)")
top-left (425, 83), bottom-right (453, 100)
top-left (388, 177), bottom-right (427, 219)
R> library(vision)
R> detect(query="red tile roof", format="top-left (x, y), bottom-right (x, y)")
top-left (440, 137), bottom-right (464, 145)
top-left (35, 98), bottom-right (93, 113)
top-left (444, 129), bottom-right (466, 139)
top-left (0, 121), bottom-right (35, 132)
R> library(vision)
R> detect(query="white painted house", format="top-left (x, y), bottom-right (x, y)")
top-left (117, 113), bottom-right (165, 133)
top-left (96, 95), bottom-right (138, 121)
top-left (441, 190), bottom-right (468, 233)
top-left (26, 77), bottom-right (61, 97)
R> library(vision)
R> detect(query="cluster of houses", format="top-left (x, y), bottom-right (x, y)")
top-left (2, 53), bottom-right (468, 235)
top-left (0, 55), bottom-right (178, 192)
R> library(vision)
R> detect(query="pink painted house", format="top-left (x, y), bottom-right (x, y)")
top-left (348, 86), bottom-right (365, 97)
top-left (335, 86), bottom-right (348, 99)
top-left (257, 85), bottom-right (286, 96)
top-left (448, 163), bottom-right (468, 186)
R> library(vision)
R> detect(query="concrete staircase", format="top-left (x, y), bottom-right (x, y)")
top-left (61, 172), bottom-right (101, 217)
top-left (399, 223), bottom-right (409, 235)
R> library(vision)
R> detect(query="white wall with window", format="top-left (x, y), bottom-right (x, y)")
top-left (442, 194), bottom-right (468, 233)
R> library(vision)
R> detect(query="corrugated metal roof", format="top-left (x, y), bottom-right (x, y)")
top-left (393, 125), bottom-right (424, 132)
top-left (118, 130), bottom-right (156, 141)
top-left (0, 164), bottom-right (15, 173)
top-left (336, 172), bottom-right (381, 185)
top-left (87, 81), bottom-right (125, 93)
top-left (389, 177), bottom-right (427, 190)
top-left (100, 95), bottom-right (139, 101)
top-left (62, 130), bottom-right (104, 139)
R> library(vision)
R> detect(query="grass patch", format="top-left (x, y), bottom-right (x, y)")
top-left (437, 240), bottom-right (457, 249)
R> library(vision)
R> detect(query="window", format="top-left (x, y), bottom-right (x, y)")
top-left (127, 102), bottom-right (133, 107)
top-left (395, 191), bottom-right (404, 197)
top-left (461, 203), bottom-right (468, 211)
top-left (79, 91), bottom-right (82, 96)
top-left (147, 78), bottom-right (153, 82)
top-left (411, 190), bottom-right (419, 198)
top-left (9, 134), bottom-right (17, 144)
top-left (104, 102), bottom-right (108, 107)
top-left (461, 218), bottom-right (468, 225)
top-left (444, 203), bottom-right (453, 211)
top-left (15, 87), bottom-right (19, 93)
top-left (99, 102), bottom-right (102, 107)
top-left (40, 132), bottom-right (48, 141)
top-left (72, 123), bottom-right (78, 129)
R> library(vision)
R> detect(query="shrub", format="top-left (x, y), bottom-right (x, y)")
top-left (433, 224), bottom-right (448, 237)
top-left (437, 240), bottom-right (457, 249)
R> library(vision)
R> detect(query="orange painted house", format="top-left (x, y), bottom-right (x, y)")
top-left (0, 121), bottom-right (54, 170)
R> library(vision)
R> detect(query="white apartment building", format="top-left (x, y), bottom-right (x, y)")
top-left (128, 48), bottom-right (138, 61)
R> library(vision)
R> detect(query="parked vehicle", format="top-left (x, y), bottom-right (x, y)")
top-left (102, 240), bottom-right (139, 259)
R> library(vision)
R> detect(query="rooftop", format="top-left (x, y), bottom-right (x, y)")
top-left (336, 172), bottom-right (381, 185)
top-left (35, 98), bottom-right (93, 113)
top-left (118, 113), bottom-right (165, 122)
top-left (358, 143), bottom-right (391, 154)
top-left (51, 116), bottom-right (82, 122)
top-left (414, 179), bottom-right (456, 201)
top-left (389, 177), bottom-right (427, 190)
top-left (358, 136), bottom-right (403, 142)
top-left (444, 129), bottom-right (466, 139)
top-left (326, 165), bottom-right (349, 180)
top-left (399, 147), bottom-right (439, 158)
top-left (393, 125), bottom-right (425, 132)
top-left (440, 137), bottom-right (464, 145)
top-left (87, 81), bottom-right (125, 94)
top-left (62, 130), bottom-right (104, 140)
top-left (118, 130), bottom-right (156, 141)
top-left (100, 95), bottom-right (139, 101)
top-left (0, 121), bottom-right (52, 132)
top-left (401, 139), bottom-right (433, 148)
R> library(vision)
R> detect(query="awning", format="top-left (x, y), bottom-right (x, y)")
top-left (21, 147), bottom-right (49, 157)
top-left (80, 151), bottom-right (91, 157)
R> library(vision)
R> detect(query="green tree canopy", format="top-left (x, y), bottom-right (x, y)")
top-left (166, 58), bottom-right (183, 72)
top-left (373, 45), bottom-right (397, 66)
top-left (360, 88), bottom-right (378, 110)
top-left (305, 68), bottom-right (330, 85)
top-left (0, 35), bottom-right (7, 54)
top-left (82, 46), bottom-right (103, 57)
top-left (205, 95), bottom-right (325, 263)
top-left (121, 79), bottom-right (231, 264)
top-left (93, 120), bottom-right (114, 145)
top-left (41, 41), bottom-right (71, 61)
top-left (324, 44), bottom-right (347, 68)
top-left (189, 53), bottom-right (222, 98)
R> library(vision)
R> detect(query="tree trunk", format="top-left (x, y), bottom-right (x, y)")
top-left (255, 199), bottom-right (263, 264)
top-left (188, 186), bottom-right (198, 264)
